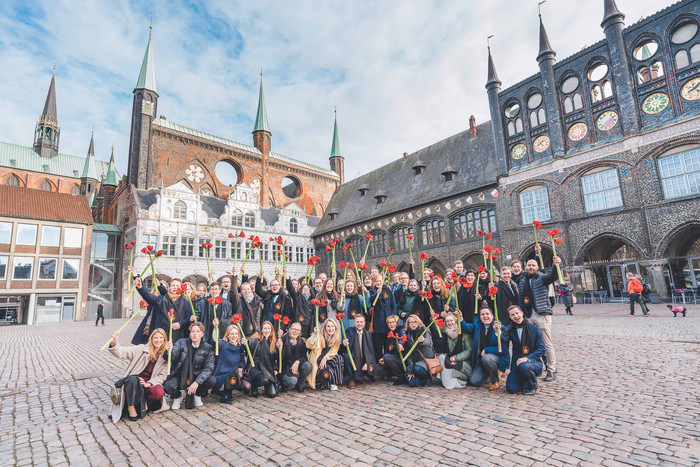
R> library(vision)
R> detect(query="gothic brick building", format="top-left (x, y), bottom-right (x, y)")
top-left (313, 0), bottom-right (700, 302)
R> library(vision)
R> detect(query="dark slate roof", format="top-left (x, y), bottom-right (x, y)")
top-left (201, 195), bottom-right (226, 219)
top-left (314, 121), bottom-right (498, 236)
top-left (134, 188), bottom-right (159, 210)
top-left (260, 207), bottom-right (280, 226)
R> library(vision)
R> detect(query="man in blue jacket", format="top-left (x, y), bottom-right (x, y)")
top-left (496, 305), bottom-right (546, 395)
top-left (518, 247), bottom-right (561, 382)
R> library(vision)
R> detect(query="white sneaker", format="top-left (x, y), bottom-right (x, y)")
top-left (194, 395), bottom-right (203, 407)
top-left (171, 395), bottom-right (182, 410)
top-left (330, 384), bottom-right (338, 391)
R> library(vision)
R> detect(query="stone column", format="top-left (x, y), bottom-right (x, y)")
top-left (27, 293), bottom-right (37, 326)
top-left (640, 259), bottom-right (669, 301)
top-left (565, 266), bottom-right (586, 294)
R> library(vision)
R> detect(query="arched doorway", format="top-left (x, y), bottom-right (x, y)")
top-left (462, 253), bottom-right (500, 274)
top-left (522, 244), bottom-right (554, 269)
top-left (579, 236), bottom-right (644, 299)
top-left (664, 224), bottom-right (700, 290)
top-left (426, 258), bottom-right (446, 277)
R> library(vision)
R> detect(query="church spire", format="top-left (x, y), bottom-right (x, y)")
top-left (33, 67), bottom-right (60, 158)
top-left (136, 26), bottom-right (157, 92)
top-left (103, 146), bottom-right (119, 186)
top-left (253, 70), bottom-right (270, 132)
top-left (486, 45), bottom-right (501, 87)
top-left (601, 0), bottom-right (624, 28)
top-left (330, 110), bottom-right (341, 158)
top-left (81, 132), bottom-right (98, 179)
top-left (536, 15), bottom-right (556, 63)
top-left (328, 109), bottom-right (345, 186)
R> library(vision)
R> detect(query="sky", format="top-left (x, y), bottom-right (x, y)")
top-left (0, 0), bottom-right (674, 182)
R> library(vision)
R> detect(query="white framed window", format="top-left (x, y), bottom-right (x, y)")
top-left (64, 228), bottom-right (83, 248)
top-left (0, 255), bottom-right (8, 279)
top-left (12, 256), bottom-right (33, 280)
top-left (62, 258), bottom-right (80, 280)
top-left (658, 148), bottom-right (700, 199)
top-left (181, 237), bottom-right (195, 257)
top-left (230, 240), bottom-right (241, 260)
top-left (162, 236), bottom-right (177, 256)
top-left (38, 258), bottom-right (57, 280)
top-left (199, 238), bottom-right (211, 258)
top-left (296, 246), bottom-right (304, 263)
top-left (215, 240), bottom-right (227, 259)
top-left (173, 201), bottom-right (187, 220)
top-left (16, 224), bottom-right (37, 245)
top-left (519, 187), bottom-right (551, 224)
top-left (41, 226), bottom-right (61, 247)
top-left (142, 233), bottom-right (158, 249)
top-left (231, 210), bottom-right (243, 227)
top-left (306, 247), bottom-right (314, 262)
top-left (284, 245), bottom-right (292, 262)
top-left (260, 243), bottom-right (269, 261)
top-left (0, 222), bottom-right (12, 244)
top-left (244, 212), bottom-right (255, 228)
top-left (581, 168), bottom-right (623, 212)
top-left (290, 218), bottom-right (298, 234)
top-left (244, 242), bottom-right (256, 260)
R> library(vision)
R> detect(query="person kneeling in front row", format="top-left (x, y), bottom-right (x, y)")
top-left (280, 322), bottom-right (313, 392)
top-left (496, 305), bottom-right (545, 396)
top-left (463, 304), bottom-right (507, 391)
top-left (163, 321), bottom-right (216, 409)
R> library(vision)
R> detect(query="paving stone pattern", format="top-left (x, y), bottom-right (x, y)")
top-left (1, 304), bottom-right (699, 466)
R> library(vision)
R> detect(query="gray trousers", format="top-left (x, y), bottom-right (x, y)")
top-left (280, 361), bottom-right (312, 389)
top-left (468, 353), bottom-right (499, 386)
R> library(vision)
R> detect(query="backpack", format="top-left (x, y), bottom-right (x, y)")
top-left (631, 279), bottom-right (643, 294)
top-left (642, 282), bottom-right (651, 294)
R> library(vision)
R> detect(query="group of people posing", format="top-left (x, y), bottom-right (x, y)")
top-left (107, 250), bottom-right (563, 423)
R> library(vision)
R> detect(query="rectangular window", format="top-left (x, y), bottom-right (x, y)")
top-left (13, 256), bottom-right (33, 280)
top-left (215, 240), bottom-right (227, 259)
top-left (62, 258), bottom-right (80, 280)
top-left (582, 168), bottom-right (623, 213)
top-left (199, 238), bottom-right (211, 258)
top-left (0, 256), bottom-right (7, 279)
top-left (230, 240), bottom-right (241, 260)
top-left (244, 242), bottom-right (256, 260)
top-left (162, 236), bottom-right (177, 256)
top-left (38, 258), bottom-right (57, 280)
top-left (296, 247), bottom-right (304, 263)
top-left (285, 245), bottom-right (292, 263)
top-left (306, 248), bottom-right (314, 263)
top-left (41, 226), bottom-right (61, 247)
top-left (0, 222), bottom-right (11, 244)
top-left (181, 237), bottom-right (195, 257)
top-left (64, 227), bottom-right (83, 248)
top-left (520, 187), bottom-right (551, 225)
top-left (16, 224), bottom-right (37, 245)
top-left (142, 233), bottom-right (158, 250)
top-left (419, 220), bottom-right (445, 247)
top-left (231, 212), bottom-right (243, 227)
top-left (658, 149), bottom-right (700, 199)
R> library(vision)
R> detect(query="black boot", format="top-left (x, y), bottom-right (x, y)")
top-left (251, 387), bottom-right (259, 398)
top-left (264, 382), bottom-right (277, 398)
top-left (294, 382), bottom-right (305, 393)
top-left (219, 391), bottom-right (234, 404)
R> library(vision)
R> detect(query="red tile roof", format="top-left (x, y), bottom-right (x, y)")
top-left (0, 185), bottom-right (94, 224)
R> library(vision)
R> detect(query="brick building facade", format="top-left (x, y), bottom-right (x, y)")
top-left (313, 0), bottom-right (700, 302)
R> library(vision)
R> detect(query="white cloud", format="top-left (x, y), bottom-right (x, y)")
top-left (0, 0), bottom-right (676, 181)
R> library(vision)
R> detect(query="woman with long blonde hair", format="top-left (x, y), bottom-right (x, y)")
top-left (306, 318), bottom-right (344, 390)
top-left (246, 321), bottom-right (279, 398)
top-left (212, 325), bottom-right (251, 404)
top-left (108, 327), bottom-right (169, 423)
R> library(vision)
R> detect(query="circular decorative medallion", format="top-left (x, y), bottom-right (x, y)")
top-left (680, 77), bottom-right (700, 101)
top-left (596, 111), bottom-right (619, 131)
top-left (533, 135), bottom-right (550, 153)
top-left (511, 144), bottom-right (527, 160)
top-left (568, 122), bottom-right (588, 141)
top-left (186, 165), bottom-right (204, 183)
top-left (642, 93), bottom-right (670, 115)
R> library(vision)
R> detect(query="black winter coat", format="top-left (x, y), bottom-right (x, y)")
top-left (168, 338), bottom-right (216, 385)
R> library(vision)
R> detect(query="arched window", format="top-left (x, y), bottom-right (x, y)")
top-left (573, 93), bottom-right (583, 110)
top-left (5, 175), bottom-right (20, 186)
top-left (527, 92), bottom-right (546, 127)
top-left (38, 180), bottom-right (52, 191)
top-left (676, 50), bottom-right (690, 69)
top-left (515, 118), bottom-right (523, 133)
top-left (691, 43), bottom-right (700, 63)
top-left (289, 218), bottom-right (298, 234)
top-left (231, 210), bottom-right (243, 227)
top-left (507, 121), bottom-right (516, 137)
top-left (419, 219), bottom-right (446, 247)
top-left (173, 200), bottom-right (186, 220)
top-left (564, 97), bottom-right (573, 114)
top-left (452, 208), bottom-right (497, 240)
top-left (636, 61), bottom-right (665, 84)
top-left (503, 101), bottom-right (523, 137)
top-left (69, 185), bottom-right (80, 195)
top-left (367, 232), bottom-right (387, 256)
top-left (391, 225), bottom-right (413, 251)
top-left (588, 62), bottom-right (613, 103)
top-left (244, 212), bottom-right (255, 228)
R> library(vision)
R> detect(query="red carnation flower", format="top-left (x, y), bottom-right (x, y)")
top-left (180, 283), bottom-right (188, 291)
top-left (215, 296), bottom-right (223, 304)
top-left (124, 243), bottom-right (131, 250)
top-left (147, 245), bottom-right (154, 252)
top-left (554, 237), bottom-right (563, 244)
top-left (348, 242), bottom-right (354, 248)
top-left (282, 316), bottom-right (290, 325)
top-left (484, 246), bottom-right (493, 253)
top-left (419, 252), bottom-right (428, 260)
top-left (387, 331), bottom-right (396, 339)
top-left (488, 286), bottom-right (498, 296)
top-left (478, 266), bottom-right (485, 273)
top-left (400, 334), bottom-right (408, 343)
top-left (231, 314), bottom-right (242, 324)
top-left (365, 233), bottom-right (373, 240)
top-left (130, 240), bottom-right (136, 246)
top-left (533, 220), bottom-right (542, 229)
top-left (168, 309), bottom-right (174, 319)
top-left (406, 234), bottom-right (414, 240)
top-left (335, 312), bottom-right (345, 321)
top-left (273, 313), bottom-right (282, 321)
top-left (139, 300), bottom-right (148, 309)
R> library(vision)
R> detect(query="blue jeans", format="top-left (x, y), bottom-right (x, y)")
top-left (505, 360), bottom-right (543, 393)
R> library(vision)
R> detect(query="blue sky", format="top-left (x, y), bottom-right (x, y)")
top-left (0, 0), bottom-right (672, 181)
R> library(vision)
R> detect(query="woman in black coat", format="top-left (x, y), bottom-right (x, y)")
top-left (559, 282), bottom-right (574, 315)
top-left (246, 321), bottom-right (279, 398)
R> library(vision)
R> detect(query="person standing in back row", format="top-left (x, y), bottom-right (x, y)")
top-left (626, 272), bottom-right (649, 317)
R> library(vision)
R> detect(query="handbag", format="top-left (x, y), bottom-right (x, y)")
top-left (417, 349), bottom-right (442, 375)
top-left (110, 386), bottom-right (121, 406)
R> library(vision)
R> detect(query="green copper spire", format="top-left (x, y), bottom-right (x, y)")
top-left (253, 71), bottom-right (269, 132)
top-left (103, 146), bottom-right (118, 186)
top-left (330, 111), bottom-right (341, 158)
top-left (136, 29), bottom-right (157, 92)
top-left (81, 132), bottom-right (99, 180)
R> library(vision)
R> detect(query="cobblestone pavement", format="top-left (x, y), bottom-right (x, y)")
top-left (1, 303), bottom-right (699, 466)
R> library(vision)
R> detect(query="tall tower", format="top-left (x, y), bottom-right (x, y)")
top-left (536, 13), bottom-right (566, 158)
top-left (33, 68), bottom-right (60, 158)
top-left (601, 0), bottom-right (640, 135)
top-left (101, 146), bottom-right (119, 223)
top-left (252, 71), bottom-right (271, 208)
top-left (329, 111), bottom-right (345, 187)
top-left (127, 28), bottom-right (158, 189)
top-left (80, 132), bottom-right (100, 205)
top-left (485, 46), bottom-right (508, 175)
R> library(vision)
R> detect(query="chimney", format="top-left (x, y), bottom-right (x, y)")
top-left (403, 152), bottom-right (408, 161)
top-left (469, 115), bottom-right (477, 139)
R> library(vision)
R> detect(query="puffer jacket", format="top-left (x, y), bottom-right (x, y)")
top-left (517, 268), bottom-right (558, 316)
top-left (168, 338), bottom-right (216, 385)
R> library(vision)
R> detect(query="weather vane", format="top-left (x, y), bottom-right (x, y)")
top-left (92, 123), bottom-right (96, 134)
top-left (260, 66), bottom-right (264, 76)
top-left (487, 35), bottom-right (494, 49)
top-left (538, 0), bottom-right (547, 17)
